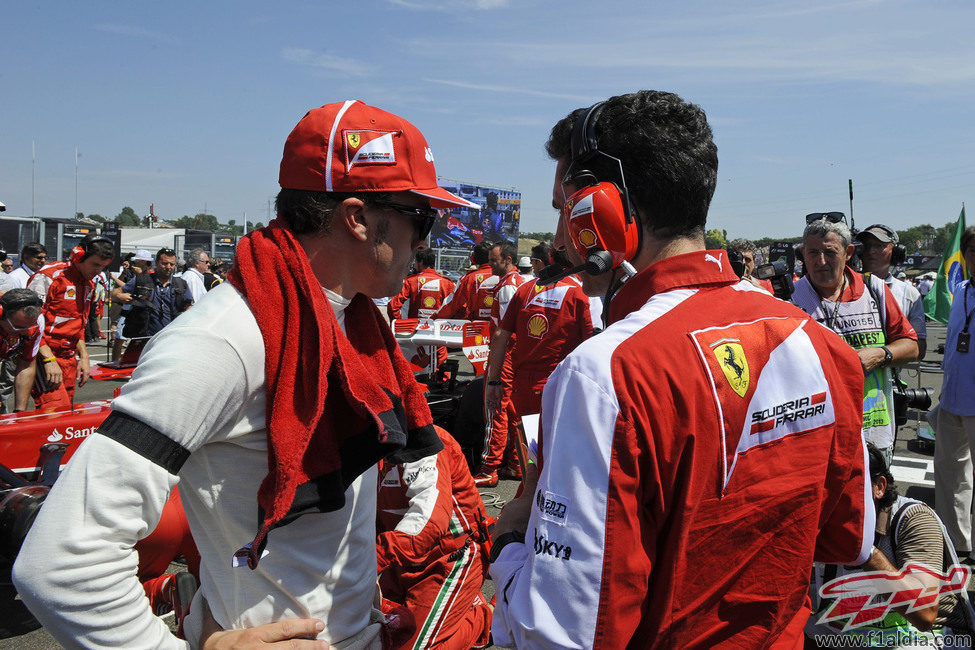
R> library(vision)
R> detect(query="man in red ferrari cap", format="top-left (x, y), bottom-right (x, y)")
top-left (15, 100), bottom-right (477, 649)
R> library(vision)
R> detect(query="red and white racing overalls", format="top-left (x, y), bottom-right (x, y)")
top-left (388, 269), bottom-right (456, 320)
top-left (436, 264), bottom-right (498, 321)
top-left (499, 275), bottom-right (595, 434)
top-left (490, 251), bottom-right (874, 648)
top-left (28, 262), bottom-right (93, 408)
top-left (482, 268), bottom-right (526, 470)
top-left (377, 427), bottom-right (492, 649)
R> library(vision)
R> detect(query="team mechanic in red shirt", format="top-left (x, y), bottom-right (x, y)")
top-left (483, 272), bottom-right (596, 480)
top-left (435, 241), bottom-right (498, 322)
top-left (489, 91), bottom-right (873, 648)
top-left (389, 248), bottom-right (456, 369)
top-left (27, 235), bottom-right (115, 409)
top-left (476, 242), bottom-right (526, 485)
top-left (388, 249), bottom-right (456, 321)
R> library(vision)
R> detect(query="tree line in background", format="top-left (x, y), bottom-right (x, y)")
top-left (522, 221), bottom-right (961, 259)
top-left (76, 208), bottom-right (264, 235)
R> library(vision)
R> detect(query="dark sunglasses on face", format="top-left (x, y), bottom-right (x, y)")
top-left (371, 200), bottom-right (438, 240)
top-left (805, 212), bottom-right (847, 225)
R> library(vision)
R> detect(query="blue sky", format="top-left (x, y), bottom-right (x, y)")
top-left (2, 0), bottom-right (973, 242)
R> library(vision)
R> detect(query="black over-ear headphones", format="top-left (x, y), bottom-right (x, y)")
top-left (70, 234), bottom-right (115, 265)
top-left (857, 224), bottom-right (906, 266)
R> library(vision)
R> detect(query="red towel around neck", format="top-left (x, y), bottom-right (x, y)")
top-left (228, 219), bottom-right (440, 568)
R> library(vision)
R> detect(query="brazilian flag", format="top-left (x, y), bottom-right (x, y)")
top-left (923, 207), bottom-right (968, 323)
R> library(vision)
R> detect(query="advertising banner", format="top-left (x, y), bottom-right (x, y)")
top-left (432, 181), bottom-right (520, 251)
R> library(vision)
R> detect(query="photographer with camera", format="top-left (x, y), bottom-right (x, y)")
top-left (112, 248), bottom-right (192, 338)
top-left (857, 223), bottom-right (927, 360)
top-left (727, 238), bottom-right (774, 292)
top-left (793, 215), bottom-right (919, 465)
top-left (933, 226), bottom-right (975, 562)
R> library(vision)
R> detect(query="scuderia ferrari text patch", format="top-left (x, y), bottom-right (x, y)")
top-left (344, 129), bottom-right (397, 167)
top-left (690, 317), bottom-right (835, 488)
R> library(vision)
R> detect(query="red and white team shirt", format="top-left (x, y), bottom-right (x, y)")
top-left (499, 276), bottom-right (595, 374)
top-left (491, 251), bottom-right (873, 649)
top-left (436, 264), bottom-right (498, 321)
top-left (388, 269), bottom-right (456, 320)
top-left (27, 262), bottom-right (94, 353)
top-left (491, 268), bottom-right (525, 329)
top-left (0, 314), bottom-right (44, 363)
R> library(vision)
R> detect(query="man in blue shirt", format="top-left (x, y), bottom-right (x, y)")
top-left (112, 248), bottom-right (192, 337)
top-left (934, 225), bottom-right (975, 560)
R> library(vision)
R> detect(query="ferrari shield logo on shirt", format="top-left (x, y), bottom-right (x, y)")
top-left (711, 339), bottom-right (749, 398)
top-left (418, 276), bottom-right (427, 285)
top-left (527, 313), bottom-right (549, 338)
top-left (344, 130), bottom-right (397, 167)
top-left (691, 317), bottom-right (836, 488)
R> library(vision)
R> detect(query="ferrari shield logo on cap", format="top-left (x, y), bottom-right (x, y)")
top-left (345, 130), bottom-right (397, 167)
top-left (711, 339), bottom-right (749, 398)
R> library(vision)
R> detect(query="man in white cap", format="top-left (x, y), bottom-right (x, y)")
top-left (15, 100), bottom-right (477, 649)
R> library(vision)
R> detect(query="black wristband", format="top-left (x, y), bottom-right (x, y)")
top-left (880, 345), bottom-right (893, 367)
top-left (489, 530), bottom-right (525, 563)
top-left (487, 380), bottom-right (502, 386)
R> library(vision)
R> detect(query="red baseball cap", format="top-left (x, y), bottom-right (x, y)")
top-left (279, 100), bottom-right (478, 209)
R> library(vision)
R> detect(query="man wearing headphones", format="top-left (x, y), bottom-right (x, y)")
top-left (488, 91), bottom-right (873, 648)
top-left (26, 235), bottom-right (115, 409)
top-left (857, 223), bottom-right (927, 359)
top-left (0, 289), bottom-right (46, 412)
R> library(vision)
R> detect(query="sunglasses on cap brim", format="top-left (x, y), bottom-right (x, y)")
top-left (805, 212), bottom-right (847, 225)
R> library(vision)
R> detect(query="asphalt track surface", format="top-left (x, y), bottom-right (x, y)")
top-left (0, 323), bottom-right (952, 649)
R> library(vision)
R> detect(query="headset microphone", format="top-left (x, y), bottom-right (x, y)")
top-left (536, 250), bottom-right (618, 287)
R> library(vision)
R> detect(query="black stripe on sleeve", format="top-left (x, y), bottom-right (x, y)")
top-left (97, 411), bottom-right (190, 475)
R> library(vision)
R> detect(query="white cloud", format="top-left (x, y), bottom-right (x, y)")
top-left (424, 78), bottom-right (593, 102)
top-left (94, 23), bottom-right (176, 44)
top-left (281, 48), bottom-right (374, 77)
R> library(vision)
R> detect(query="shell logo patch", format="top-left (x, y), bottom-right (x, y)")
top-left (711, 338), bottom-right (749, 398)
top-left (422, 296), bottom-right (436, 308)
top-left (65, 286), bottom-right (77, 300)
top-left (484, 295), bottom-right (494, 306)
top-left (578, 229), bottom-right (598, 248)
top-left (527, 313), bottom-right (549, 338)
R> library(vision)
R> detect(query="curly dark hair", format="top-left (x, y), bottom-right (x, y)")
top-left (546, 90), bottom-right (718, 239)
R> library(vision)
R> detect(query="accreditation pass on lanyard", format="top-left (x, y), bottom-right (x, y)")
top-left (959, 284), bottom-right (972, 353)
